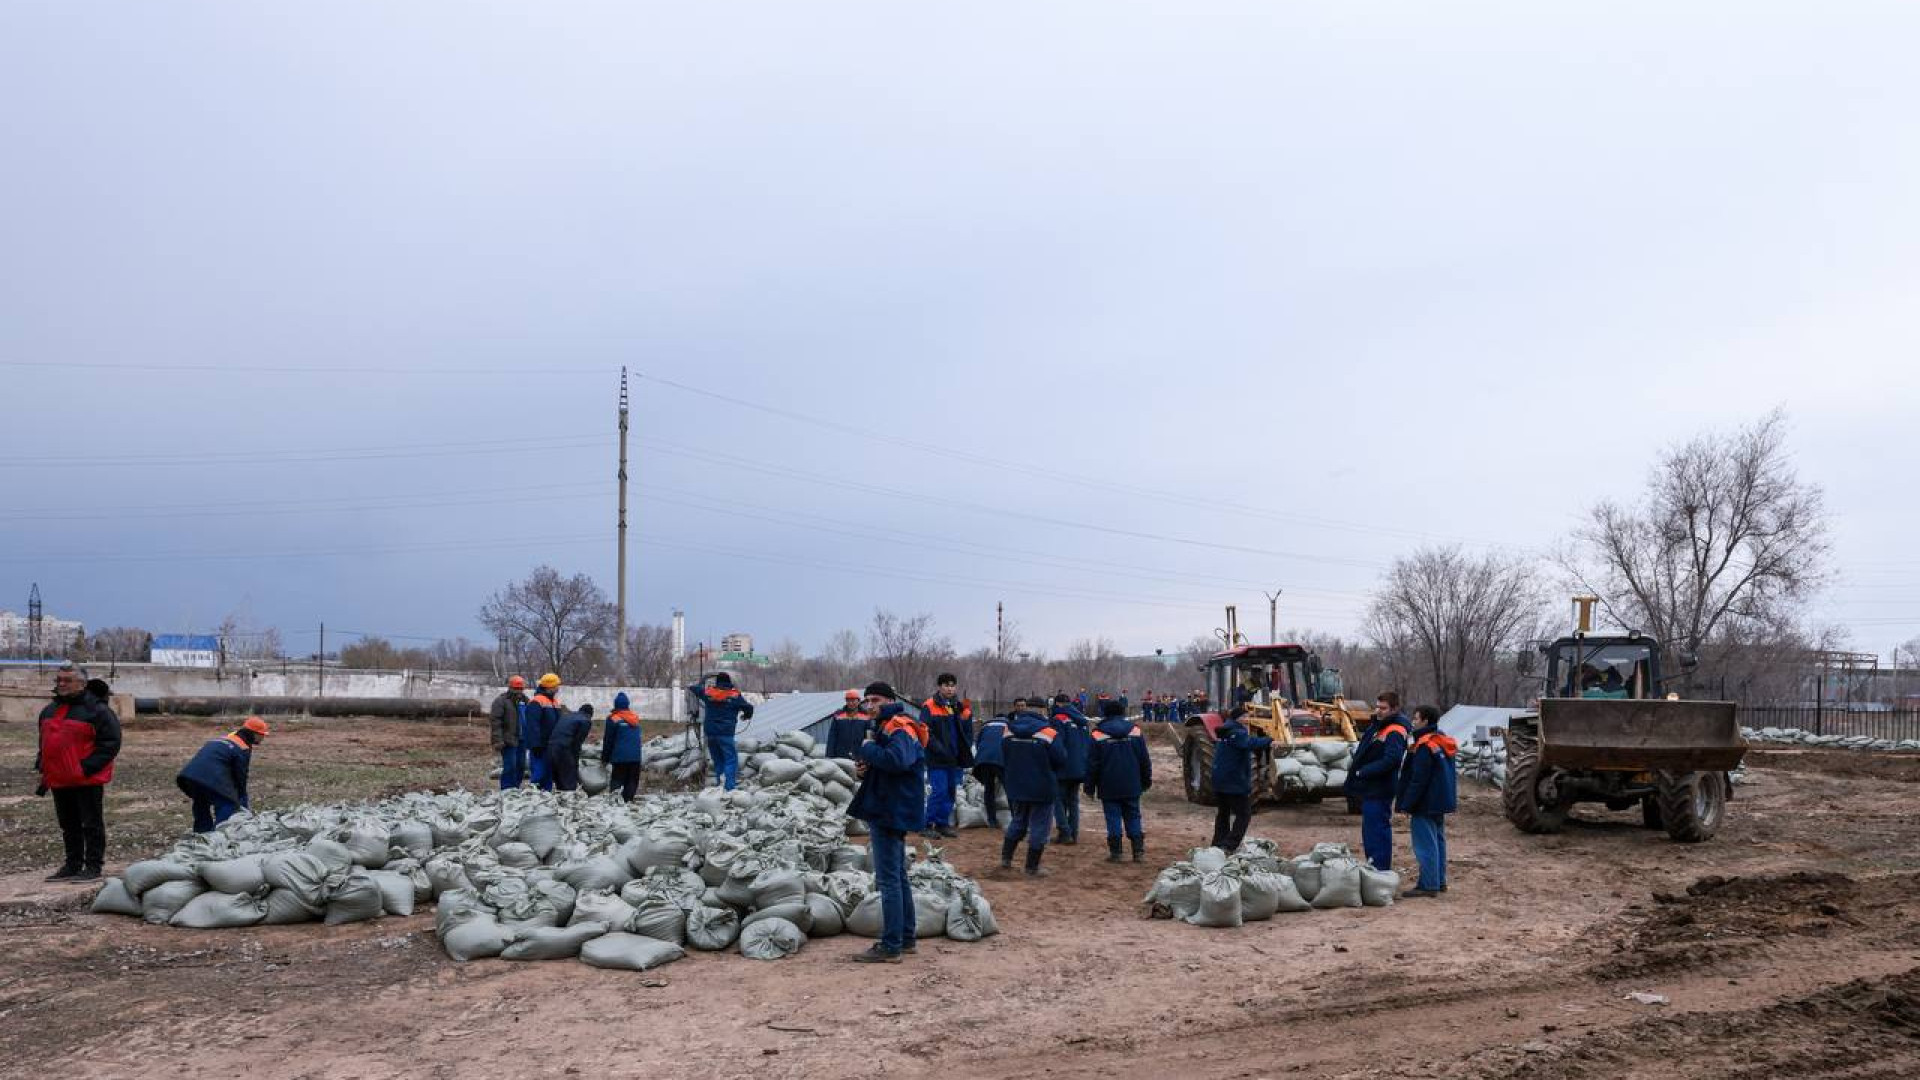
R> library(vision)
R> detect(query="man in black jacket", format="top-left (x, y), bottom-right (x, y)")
top-left (35, 663), bottom-right (122, 882)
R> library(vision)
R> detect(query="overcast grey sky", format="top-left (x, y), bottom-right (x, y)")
top-left (2, 2), bottom-right (1915, 661)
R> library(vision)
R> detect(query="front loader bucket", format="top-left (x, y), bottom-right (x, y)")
top-left (1537, 698), bottom-right (1745, 773)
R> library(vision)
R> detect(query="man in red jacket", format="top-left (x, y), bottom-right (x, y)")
top-left (35, 663), bottom-right (123, 882)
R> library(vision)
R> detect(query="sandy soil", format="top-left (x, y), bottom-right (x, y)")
top-left (1, 716), bottom-right (1916, 1079)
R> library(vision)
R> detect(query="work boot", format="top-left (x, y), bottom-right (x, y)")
top-left (1106, 838), bottom-right (1123, 863)
top-left (72, 866), bottom-right (101, 882)
top-left (999, 835), bottom-right (1020, 869)
top-left (1024, 849), bottom-right (1050, 878)
top-left (850, 944), bottom-right (902, 964)
top-left (44, 864), bottom-right (79, 882)
top-left (1130, 837), bottom-right (1146, 863)
top-left (935, 826), bottom-right (958, 839)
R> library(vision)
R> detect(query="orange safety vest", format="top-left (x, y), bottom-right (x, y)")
top-left (882, 714), bottom-right (930, 746)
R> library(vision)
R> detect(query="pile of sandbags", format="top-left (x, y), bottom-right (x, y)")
top-left (1744, 726), bottom-right (1920, 754)
top-left (1142, 840), bottom-right (1399, 928)
top-left (91, 771), bottom-right (995, 965)
top-left (952, 774), bottom-right (1011, 829)
top-left (1456, 739), bottom-right (1508, 787)
top-left (640, 731), bottom-right (856, 802)
top-left (1274, 742), bottom-right (1354, 794)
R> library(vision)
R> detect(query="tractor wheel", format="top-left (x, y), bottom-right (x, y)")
top-left (1640, 796), bottom-right (1664, 830)
top-left (1502, 733), bottom-right (1569, 834)
top-left (1182, 734), bottom-right (1219, 807)
top-left (1656, 771), bottom-right (1725, 843)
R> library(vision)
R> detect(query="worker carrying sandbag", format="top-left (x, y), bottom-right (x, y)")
top-left (602, 693), bottom-right (644, 802)
top-left (1000, 697), bottom-right (1067, 877)
top-left (847, 681), bottom-right (928, 964)
top-left (825, 690), bottom-right (867, 760)
top-left (1048, 695), bottom-right (1092, 845)
top-left (687, 672), bottom-right (754, 790)
top-left (525, 674), bottom-right (564, 791)
top-left (1087, 698), bottom-right (1153, 863)
top-left (176, 716), bottom-right (268, 833)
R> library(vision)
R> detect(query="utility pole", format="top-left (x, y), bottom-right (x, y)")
top-left (616, 367), bottom-right (630, 678)
top-left (996, 601), bottom-right (1005, 661)
top-left (1264, 588), bottom-right (1283, 644)
top-left (670, 610), bottom-right (685, 726)
top-left (318, 622), bottom-right (325, 698)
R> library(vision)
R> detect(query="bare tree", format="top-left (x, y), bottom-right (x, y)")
top-left (620, 623), bottom-right (675, 686)
top-left (867, 609), bottom-right (954, 698)
top-left (1367, 545), bottom-right (1548, 709)
top-left (478, 566), bottom-right (616, 679)
top-left (90, 627), bottom-right (152, 664)
top-left (1059, 637), bottom-right (1124, 694)
top-left (1564, 409), bottom-right (1830, 693)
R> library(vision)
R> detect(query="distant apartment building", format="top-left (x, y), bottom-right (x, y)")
top-left (720, 632), bottom-right (754, 656)
top-left (0, 609), bottom-right (85, 655)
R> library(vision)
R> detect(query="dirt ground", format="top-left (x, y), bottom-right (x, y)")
top-left (2, 715), bottom-right (1917, 1079)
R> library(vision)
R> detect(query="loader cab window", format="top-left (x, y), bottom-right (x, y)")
top-left (1551, 642), bottom-right (1656, 699)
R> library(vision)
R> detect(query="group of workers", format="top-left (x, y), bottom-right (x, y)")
top-left (487, 673), bottom-right (648, 799)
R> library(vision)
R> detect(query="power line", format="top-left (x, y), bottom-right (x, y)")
top-left (2, 434), bottom-right (603, 469)
top-left (0, 360), bottom-right (605, 376)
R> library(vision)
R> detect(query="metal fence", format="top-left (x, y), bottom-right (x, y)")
top-left (1740, 705), bottom-right (1920, 742)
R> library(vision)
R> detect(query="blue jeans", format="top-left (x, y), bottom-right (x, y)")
top-left (925, 766), bottom-right (961, 829)
top-left (185, 781), bottom-right (241, 834)
top-left (707, 735), bottom-right (738, 790)
top-left (1410, 813), bottom-right (1447, 890)
top-left (528, 752), bottom-right (553, 791)
top-left (1101, 797), bottom-right (1143, 841)
top-left (1054, 779), bottom-right (1082, 839)
top-left (869, 826), bottom-right (914, 954)
top-left (1361, 797), bottom-right (1394, 871)
top-left (1004, 800), bottom-right (1054, 851)
top-left (499, 746), bottom-right (526, 790)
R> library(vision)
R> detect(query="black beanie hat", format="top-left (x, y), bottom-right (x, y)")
top-left (1100, 699), bottom-right (1125, 718)
top-left (713, 672), bottom-right (733, 688)
top-left (864, 681), bottom-right (898, 701)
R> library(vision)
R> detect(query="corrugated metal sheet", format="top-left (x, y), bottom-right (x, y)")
top-left (1438, 704), bottom-right (1529, 743)
top-left (734, 691), bottom-right (922, 746)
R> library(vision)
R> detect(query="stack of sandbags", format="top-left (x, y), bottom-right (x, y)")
top-left (1456, 739), bottom-right (1508, 788)
top-left (952, 774), bottom-right (1012, 829)
top-left (1142, 840), bottom-right (1400, 928)
top-left (1275, 742), bottom-right (1354, 794)
top-left (641, 730), bottom-right (849, 795)
top-left (1744, 726), bottom-right (1920, 754)
top-left (90, 768), bottom-right (996, 967)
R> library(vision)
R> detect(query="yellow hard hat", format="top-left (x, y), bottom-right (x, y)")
top-left (538, 673), bottom-right (561, 689)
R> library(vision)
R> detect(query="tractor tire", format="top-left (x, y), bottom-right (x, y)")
top-left (1183, 734), bottom-right (1219, 807)
top-left (1640, 796), bottom-right (1664, 830)
top-left (1502, 733), bottom-right (1569, 834)
top-left (1656, 771), bottom-right (1725, 843)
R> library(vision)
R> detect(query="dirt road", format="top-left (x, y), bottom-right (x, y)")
top-left (2, 716), bottom-right (1916, 1078)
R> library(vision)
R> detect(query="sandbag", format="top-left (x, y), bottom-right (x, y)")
top-left (424, 856), bottom-right (475, 898)
top-left (556, 856), bottom-right (632, 893)
top-left (1271, 872), bottom-right (1312, 912)
top-left (509, 811), bottom-right (566, 860)
top-left (324, 869), bottom-right (387, 925)
top-left (1275, 758), bottom-right (1304, 778)
top-left (334, 823), bottom-right (391, 868)
top-left (1183, 872), bottom-right (1243, 928)
top-left (571, 889), bottom-right (638, 930)
top-left (757, 759), bottom-right (806, 785)
top-left (500, 920), bottom-right (609, 961)
top-left (91, 877), bottom-right (145, 916)
top-left (263, 887), bottom-right (321, 924)
top-left (804, 893), bottom-right (845, 937)
top-left (628, 898), bottom-right (689, 945)
top-left (845, 893), bottom-right (884, 938)
top-left (579, 762), bottom-right (610, 796)
top-left (913, 890), bottom-right (948, 938)
top-left (1311, 857), bottom-right (1364, 909)
top-left (261, 850), bottom-right (333, 910)
top-left (141, 879), bottom-right (206, 924)
top-left (1359, 865), bottom-right (1400, 907)
top-left (945, 889), bottom-right (999, 941)
top-left (1239, 871), bottom-right (1286, 921)
top-left (1326, 768), bottom-right (1349, 789)
top-left (390, 820), bottom-right (434, 861)
top-left (1298, 765), bottom-right (1329, 789)
top-left (829, 846), bottom-right (867, 874)
top-left (620, 834), bottom-right (693, 875)
top-left (739, 917), bottom-right (807, 960)
top-left (749, 868), bottom-right (806, 910)
top-left (685, 905), bottom-right (741, 951)
top-left (124, 858), bottom-right (198, 897)
top-left (305, 837), bottom-right (358, 873)
top-left (1146, 865), bottom-right (1204, 919)
top-left (1291, 859), bottom-right (1323, 902)
top-left (171, 890), bottom-right (267, 929)
top-left (580, 932), bottom-right (686, 971)
top-left (199, 854), bottom-right (270, 895)
top-left (494, 842), bottom-right (541, 869)
top-left (440, 910), bottom-right (513, 962)
top-left (1190, 847), bottom-right (1228, 873)
top-left (1310, 741), bottom-right (1349, 765)
top-left (366, 869), bottom-right (417, 916)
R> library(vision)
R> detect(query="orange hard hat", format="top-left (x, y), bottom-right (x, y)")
top-left (242, 716), bottom-right (270, 737)
top-left (508, 675), bottom-right (527, 689)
